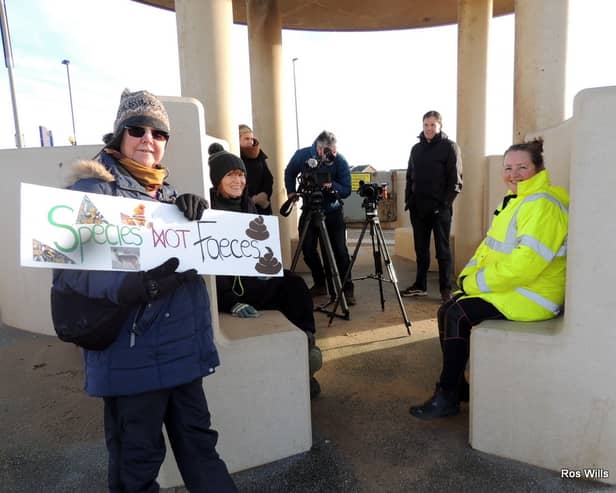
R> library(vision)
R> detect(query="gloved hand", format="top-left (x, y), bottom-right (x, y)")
top-left (117, 257), bottom-right (201, 305)
top-left (176, 193), bottom-right (209, 221)
top-left (230, 302), bottom-right (261, 318)
top-left (252, 192), bottom-right (270, 209)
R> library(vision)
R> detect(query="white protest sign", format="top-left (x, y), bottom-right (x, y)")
top-left (20, 183), bottom-right (283, 276)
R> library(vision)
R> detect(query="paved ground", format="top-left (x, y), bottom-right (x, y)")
top-left (1, 235), bottom-right (614, 492)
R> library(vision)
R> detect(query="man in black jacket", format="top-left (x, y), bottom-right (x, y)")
top-left (404, 110), bottom-right (463, 303)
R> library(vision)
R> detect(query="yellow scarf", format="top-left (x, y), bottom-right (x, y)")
top-left (104, 148), bottom-right (168, 192)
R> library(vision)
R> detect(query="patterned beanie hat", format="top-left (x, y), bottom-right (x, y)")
top-left (103, 89), bottom-right (170, 149)
top-left (208, 147), bottom-right (246, 189)
top-left (114, 89), bottom-right (170, 134)
top-left (239, 124), bottom-right (253, 136)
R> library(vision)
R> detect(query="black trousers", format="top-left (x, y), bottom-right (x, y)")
top-left (235, 270), bottom-right (316, 333)
top-left (409, 207), bottom-right (453, 291)
top-left (103, 379), bottom-right (237, 493)
top-left (299, 207), bottom-right (353, 290)
top-left (437, 296), bottom-right (505, 391)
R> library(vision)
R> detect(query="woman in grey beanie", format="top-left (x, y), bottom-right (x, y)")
top-left (53, 88), bottom-right (237, 492)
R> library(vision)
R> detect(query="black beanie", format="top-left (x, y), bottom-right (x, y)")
top-left (208, 147), bottom-right (246, 189)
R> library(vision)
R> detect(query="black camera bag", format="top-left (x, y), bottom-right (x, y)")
top-left (50, 287), bottom-right (130, 350)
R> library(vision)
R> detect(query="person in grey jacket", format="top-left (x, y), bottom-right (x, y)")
top-left (52, 89), bottom-right (237, 493)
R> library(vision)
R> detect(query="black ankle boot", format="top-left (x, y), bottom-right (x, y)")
top-left (432, 380), bottom-right (469, 403)
top-left (310, 376), bottom-right (321, 399)
top-left (409, 387), bottom-right (459, 420)
top-left (458, 379), bottom-right (469, 403)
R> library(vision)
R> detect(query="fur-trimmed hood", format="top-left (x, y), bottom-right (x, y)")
top-left (65, 159), bottom-right (115, 188)
top-left (64, 152), bottom-right (178, 204)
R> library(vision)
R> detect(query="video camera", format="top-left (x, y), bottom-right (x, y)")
top-left (299, 154), bottom-right (333, 190)
top-left (280, 153), bottom-right (336, 216)
top-left (358, 180), bottom-right (388, 202)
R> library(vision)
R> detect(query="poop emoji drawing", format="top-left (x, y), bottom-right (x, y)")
top-left (255, 246), bottom-right (282, 274)
top-left (245, 215), bottom-right (270, 240)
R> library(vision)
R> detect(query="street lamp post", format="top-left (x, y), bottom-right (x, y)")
top-left (292, 57), bottom-right (300, 149)
top-left (61, 59), bottom-right (77, 145)
top-left (1, 0), bottom-right (23, 147)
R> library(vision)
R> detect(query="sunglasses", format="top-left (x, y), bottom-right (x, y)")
top-left (125, 126), bottom-right (170, 142)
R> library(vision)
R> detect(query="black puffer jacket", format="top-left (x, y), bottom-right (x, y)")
top-left (405, 131), bottom-right (463, 213)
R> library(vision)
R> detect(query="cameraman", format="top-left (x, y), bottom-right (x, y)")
top-left (284, 130), bottom-right (355, 305)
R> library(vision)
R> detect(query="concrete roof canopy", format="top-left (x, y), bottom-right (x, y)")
top-left (132, 0), bottom-right (514, 31)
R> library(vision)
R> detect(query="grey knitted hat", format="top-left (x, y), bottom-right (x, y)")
top-left (103, 89), bottom-right (170, 148)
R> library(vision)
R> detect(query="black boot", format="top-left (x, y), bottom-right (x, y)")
top-left (310, 376), bottom-right (321, 399)
top-left (307, 333), bottom-right (322, 399)
top-left (458, 378), bottom-right (469, 403)
top-left (431, 380), bottom-right (469, 403)
top-left (409, 386), bottom-right (459, 420)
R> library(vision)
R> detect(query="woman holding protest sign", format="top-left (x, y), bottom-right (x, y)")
top-left (51, 89), bottom-right (237, 492)
top-left (207, 144), bottom-right (323, 398)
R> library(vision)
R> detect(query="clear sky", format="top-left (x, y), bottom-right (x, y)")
top-left (1, 0), bottom-right (615, 170)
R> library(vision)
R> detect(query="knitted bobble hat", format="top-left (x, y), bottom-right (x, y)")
top-left (103, 89), bottom-right (170, 149)
top-left (208, 147), bottom-right (246, 189)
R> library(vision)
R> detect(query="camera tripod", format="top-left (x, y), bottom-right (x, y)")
top-left (290, 192), bottom-right (350, 320)
top-left (329, 200), bottom-right (412, 334)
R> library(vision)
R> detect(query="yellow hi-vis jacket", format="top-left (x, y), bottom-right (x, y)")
top-left (457, 169), bottom-right (569, 321)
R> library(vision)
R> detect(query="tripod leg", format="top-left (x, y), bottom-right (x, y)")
top-left (319, 236), bottom-right (335, 300)
top-left (328, 219), bottom-right (369, 325)
top-left (291, 210), bottom-right (313, 273)
top-left (373, 221), bottom-right (412, 334)
top-left (370, 222), bottom-right (386, 311)
top-left (316, 216), bottom-right (349, 319)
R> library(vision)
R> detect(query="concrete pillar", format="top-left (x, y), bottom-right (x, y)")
top-left (246, 0), bottom-right (292, 264)
top-left (513, 0), bottom-right (568, 142)
top-left (454, 0), bottom-right (491, 272)
top-left (175, 0), bottom-right (238, 151)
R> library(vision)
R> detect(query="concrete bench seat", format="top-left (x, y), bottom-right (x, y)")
top-left (159, 310), bottom-right (312, 487)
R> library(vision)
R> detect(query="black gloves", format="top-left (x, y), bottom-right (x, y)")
top-left (117, 257), bottom-right (201, 306)
top-left (176, 193), bottom-right (209, 221)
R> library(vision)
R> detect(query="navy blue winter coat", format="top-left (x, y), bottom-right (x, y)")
top-left (52, 152), bottom-right (220, 397)
top-left (284, 140), bottom-right (351, 215)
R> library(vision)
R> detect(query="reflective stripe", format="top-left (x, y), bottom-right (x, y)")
top-left (485, 236), bottom-right (512, 253)
top-left (517, 235), bottom-right (556, 263)
top-left (464, 258), bottom-right (478, 269)
top-left (516, 287), bottom-right (562, 315)
top-left (476, 268), bottom-right (490, 293)
top-left (483, 193), bottom-right (568, 258)
top-left (556, 238), bottom-right (567, 257)
top-left (520, 192), bottom-right (568, 212)
top-left (508, 193), bottom-right (567, 240)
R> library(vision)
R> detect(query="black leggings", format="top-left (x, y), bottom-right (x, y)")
top-left (437, 296), bottom-right (505, 391)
